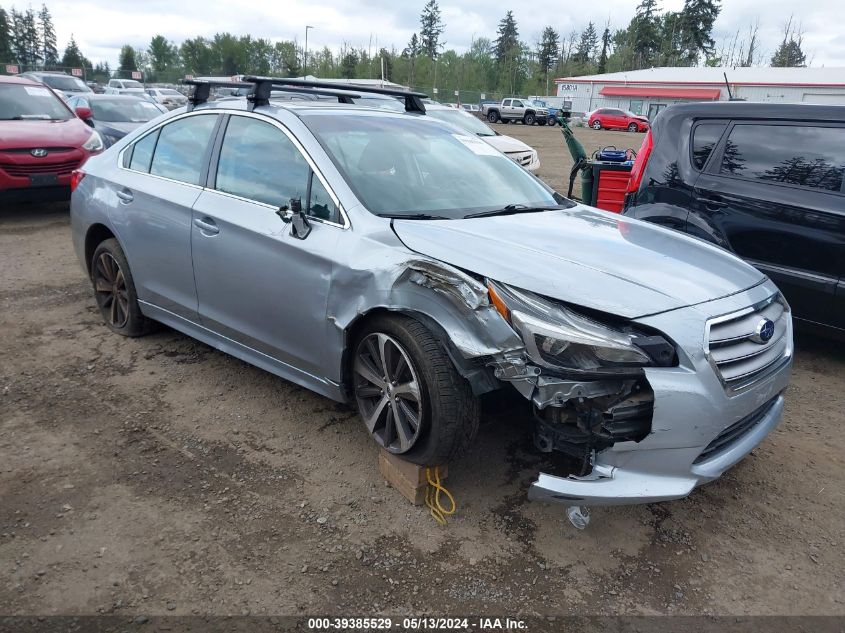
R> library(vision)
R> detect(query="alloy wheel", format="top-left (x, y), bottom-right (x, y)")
top-left (353, 333), bottom-right (423, 454)
top-left (93, 252), bottom-right (130, 328)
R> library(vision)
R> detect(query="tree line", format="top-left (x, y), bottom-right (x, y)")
top-left (1, 0), bottom-right (811, 95)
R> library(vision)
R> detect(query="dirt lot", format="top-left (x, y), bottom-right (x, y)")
top-left (1, 124), bottom-right (844, 620)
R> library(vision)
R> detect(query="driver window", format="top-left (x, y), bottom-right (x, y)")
top-left (215, 115), bottom-right (309, 207)
top-left (307, 172), bottom-right (340, 223)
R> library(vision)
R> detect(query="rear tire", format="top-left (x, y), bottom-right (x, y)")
top-left (352, 315), bottom-right (479, 465)
top-left (90, 238), bottom-right (153, 337)
top-left (487, 111), bottom-right (500, 123)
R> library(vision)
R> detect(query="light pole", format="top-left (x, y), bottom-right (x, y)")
top-left (304, 25), bottom-right (314, 78)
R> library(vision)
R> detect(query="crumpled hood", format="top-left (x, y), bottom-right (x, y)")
top-left (482, 134), bottom-right (532, 154)
top-left (0, 118), bottom-right (92, 150)
top-left (392, 206), bottom-right (766, 319)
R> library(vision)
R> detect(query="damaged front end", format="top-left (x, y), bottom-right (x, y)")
top-left (485, 280), bottom-right (678, 507)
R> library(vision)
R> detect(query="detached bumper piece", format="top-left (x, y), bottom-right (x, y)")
top-left (530, 394), bottom-right (785, 507)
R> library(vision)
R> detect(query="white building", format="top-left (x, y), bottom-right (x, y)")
top-left (555, 67), bottom-right (845, 118)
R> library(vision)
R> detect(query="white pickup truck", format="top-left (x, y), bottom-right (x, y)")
top-left (481, 98), bottom-right (549, 126)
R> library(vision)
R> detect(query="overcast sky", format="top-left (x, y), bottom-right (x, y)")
top-left (41, 0), bottom-right (845, 70)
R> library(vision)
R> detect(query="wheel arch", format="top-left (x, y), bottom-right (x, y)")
top-left (84, 223), bottom-right (117, 276)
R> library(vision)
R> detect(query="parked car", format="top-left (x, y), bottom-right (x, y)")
top-left (482, 98), bottom-right (549, 125)
top-left (461, 104), bottom-right (480, 113)
top-left (423, 103), bottom-right (540, 171)
top-left (66, 94), bottom-right (167, 148)
top-left (0, 75), bottom-right (103, 202)
top-left (589, 108), bottom-right (649, 132)
top-left (105, 79), bottom-right (146, 95)
top-left (87, 81), bottom-right (105, 94)
top-left (70, 79), bottom-right (793, 512)
top-left (18, 71), bottom-right (92, 100)
top-left (624, 101), bottom-right (845, 333)
top-left (145, 87), bottom-right (188, 109)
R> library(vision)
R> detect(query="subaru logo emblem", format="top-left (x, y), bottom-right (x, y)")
top-left (31, 148), bottom-right (48, 157)
top-left (750, 318), bottom-right (775, 344)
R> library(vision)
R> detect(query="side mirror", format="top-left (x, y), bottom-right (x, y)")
top-left (276, 197), bottom-right (311, 240)
top-left (75, 106), bottom-right (94, 125)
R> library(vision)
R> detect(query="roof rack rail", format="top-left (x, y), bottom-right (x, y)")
top-left (242, 76), bottom-right (428, 113)
top-left (182, 76), bottom-right (427, 113)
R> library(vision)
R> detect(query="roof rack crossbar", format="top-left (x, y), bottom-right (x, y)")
top-left (182, 79), bottom-right (252, 111)
top-left (242, 76), bottom-right (428, 113)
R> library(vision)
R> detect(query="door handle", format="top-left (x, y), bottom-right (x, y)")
top-left (193, 217), bottom-right (220, 235)
top-left (116, 189), bottom-right (133, 204)
top-left (698, 196), bottom-right (728, 210)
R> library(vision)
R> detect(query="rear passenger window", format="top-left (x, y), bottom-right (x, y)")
top-left (720, 124), bottom-right (845, 193)
top-left (215, 115), bottom-right (309, 207)
top-left (691, 123), bottom-right (726, 170)
top-left (149, 114), bottom-right (218, 185)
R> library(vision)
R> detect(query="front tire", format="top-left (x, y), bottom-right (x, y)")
top-left (352, 315), bottom-right (479, 465)
top-left (592, 120), bottom-right (602, 130)
top-left (628, 123), bottom-right (638, 132)
top-left (547, 116), bottom-right (557, 126)
top-left (91, 238), bottom-right (153, 337)
top-left (524, 113), bottom-right (536, 125)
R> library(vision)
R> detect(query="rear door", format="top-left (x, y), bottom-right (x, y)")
top-left (692, 120), bottom-right (845, 327)
top-left (110, 112), bottom-right (220, 321)
top-left (190, 113), bottom-right (343, 379)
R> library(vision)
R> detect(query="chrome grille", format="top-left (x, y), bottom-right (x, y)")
top-left (706, 295), bottom-right (791, 392)
top-left (505, 151), bottom-right (534, 167)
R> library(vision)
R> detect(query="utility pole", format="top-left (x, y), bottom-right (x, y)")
top-left (304, 25), bottom-right (314, 78)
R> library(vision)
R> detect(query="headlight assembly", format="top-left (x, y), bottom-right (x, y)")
top-left (487, 280), bottom-right (673, 372)
top-left (82, 130), bottom-right (104, 153)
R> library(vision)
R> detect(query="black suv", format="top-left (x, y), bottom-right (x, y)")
top-left (623, 102), bottom-right (845, 333)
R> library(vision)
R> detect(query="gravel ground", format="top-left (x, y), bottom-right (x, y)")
top-left (1, 124), bottom-right (843, 619)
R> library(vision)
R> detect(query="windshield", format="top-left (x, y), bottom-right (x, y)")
top-left (351, 94), bottom-right (405, 112)
top-left (426, 109), bottom-right (496, 137)
top-left (121, 80), bottom-right (144, 89)
top-left (90, 98), bottom-right (163, 123)
top-left (0, 84), bottom-right (72, 120)
top-left (38, 74), bottom-right (90, 92)
top-left (304, 112), bottom-right (558, 219)
top-left (161, 89), bottom-right (182, 96)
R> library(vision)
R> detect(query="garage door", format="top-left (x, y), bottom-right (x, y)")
top-left (802, 93), bottom-right (845, 104)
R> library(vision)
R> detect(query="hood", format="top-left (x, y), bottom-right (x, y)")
top-left (392, 206), bottom-right (765, 319)
top-left (0, 117), bottom-right (93, 150)
top-left (482, 134), bottom-right (533, 154)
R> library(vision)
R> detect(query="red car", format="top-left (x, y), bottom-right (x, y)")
top-left (588, 108), bottom-right (649, 132)
top-left (0, 75), bottom-right (104, 203)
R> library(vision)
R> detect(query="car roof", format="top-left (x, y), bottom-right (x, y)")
top-left (662, 101), bottom-right (845, 120)
top-left (80, 93), bottom-right (154, 101)
top-left (0, 75), bottom-right (42, 85)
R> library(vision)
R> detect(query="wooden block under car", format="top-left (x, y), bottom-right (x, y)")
top-left (378, 448), bottom-right (448, 506)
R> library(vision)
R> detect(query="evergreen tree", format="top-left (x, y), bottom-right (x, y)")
top-left (340, 50), bottom-right (358, 78)
top-left (493, 11), bottom-right (519, 64)
top-left (419, 0), bottom-right (444, 59)
top-left (630, 0), bottom-right (660, 69)
top-left (677, 0), bottom-right (720, 65)
top-left (37, 4), bottom-right (58, 68)
top-left (0, 7), bottom-right (12, 63)
top-left (597, 26), bottom-right (611, 73)
top-left (537, 27), bottom-right (559, 76)
top-left (403, 33), bottom-right (420, 85)
top-left (573, 22), bottom-right (598, 64)
top-left (60, 35), bottom-right (85, 69)
top-left (771, 17), bottom-right (806, 67)
top-left (118, 44), bottom-right (138, 74)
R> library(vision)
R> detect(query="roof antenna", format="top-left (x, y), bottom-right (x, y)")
top-left (723, 72), bottom-right (734, 100)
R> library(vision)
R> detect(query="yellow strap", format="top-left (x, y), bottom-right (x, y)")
top-left (425, 466), bottom-right (456, 526)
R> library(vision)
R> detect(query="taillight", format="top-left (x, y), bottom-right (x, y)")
top-left (70, 169), bottom-right (85, 192)
top-left (626, 130), bottom-right (653, 194)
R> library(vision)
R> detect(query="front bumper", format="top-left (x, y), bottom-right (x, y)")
top-left (526, 280), bottom-right (793, 506)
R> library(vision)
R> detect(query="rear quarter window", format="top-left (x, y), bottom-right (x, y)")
top-left (691, 123), bottom-right (727, 170)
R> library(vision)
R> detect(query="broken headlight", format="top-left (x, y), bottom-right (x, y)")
top-left (487, 280), bottom-right (655, 371)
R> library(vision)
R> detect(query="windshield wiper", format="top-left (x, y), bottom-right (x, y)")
top-left (463, 204), bottom-right (564, 219)
top-left (377, 213), bottom-right (451, 220)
